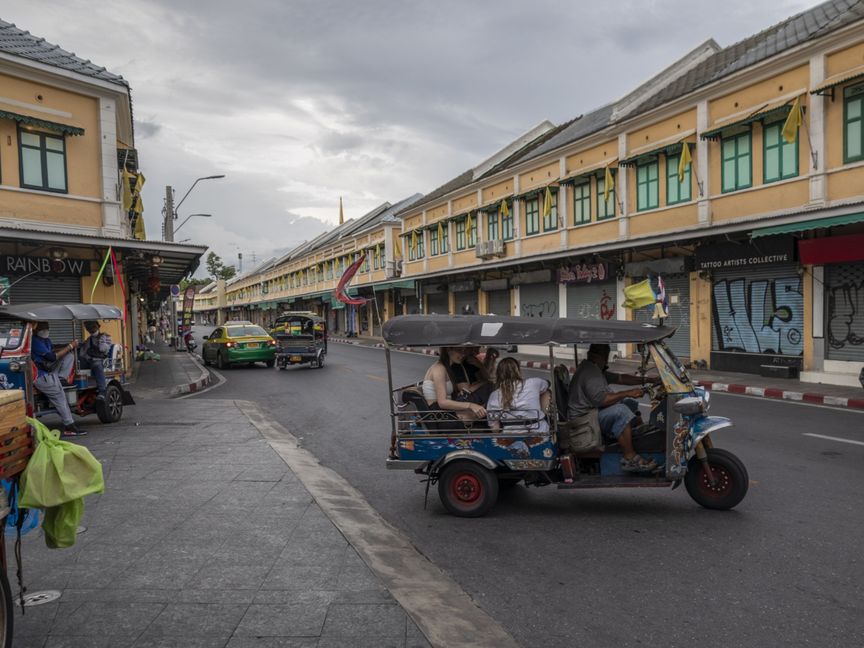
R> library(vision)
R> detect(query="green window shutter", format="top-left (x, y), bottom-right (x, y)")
top-left (844, 84), bottom-right (864, 163)
top-left (526, 198), bottom-right (539, 235)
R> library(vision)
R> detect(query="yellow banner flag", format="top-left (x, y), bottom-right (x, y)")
top-left (437, 221), bottom-right (444, 240)
top-left (678, 142), bottom-right (692, 183)
top-left (121, 168), bottom-right (134, 211)
top-left (499, 200), bottom-right (510, 218)
top-left (622, 279), bottom-right (656, 310)
top-left (411, 230), bottom-right (418, 253)
top-left (603, 166), bottom-right (614, 203)
top-left (133, 216), bottom-right (145, 240)
top-left (782, 97), bottom-right (802, 144)
top-left (466, 212), bottom-right (473, 232)
top-left (134, 171), bottom-right (145, 195)
top-left (393, 235), bottom-right (402, 258)
top-left (543, 187), bottom-right (553, 218)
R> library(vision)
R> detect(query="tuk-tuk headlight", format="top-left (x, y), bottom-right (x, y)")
top-left (673, 397), bottom-right (704, 416)
top-left (8, 361), bottom-right (21, 372)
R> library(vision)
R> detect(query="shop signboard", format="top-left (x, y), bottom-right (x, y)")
top-left (181, 286), bottom-right (196, 329)
top-left (0, 255), bottom-right (91, 277)
top-left (695, 236), bottom-right (795, 271)
top-left (558, 262), bottom-right (610, 284)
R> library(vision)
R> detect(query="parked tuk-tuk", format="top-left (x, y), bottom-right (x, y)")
top-left (0, 303), bottom-right (134, 424)
top-left (270, 312), bottom-right (327, 369)
top-left (383, 314), bottom-right (748, 517)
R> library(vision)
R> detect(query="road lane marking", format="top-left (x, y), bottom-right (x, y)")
top-left (803, 433), bottom-right (864, 447)
top-left (366, 374), bottom-right (386, 381)
top-left (237, 401), bottom-right (519, 648)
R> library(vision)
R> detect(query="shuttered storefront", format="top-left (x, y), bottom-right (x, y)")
top-left (518, 282), bottom-right (559, 318)
top-left (565, 280), bottom-right (617, 321)
top-left (634, 273), bottom-right (691, 358)
top-left (9, 275), bottom-right (82, 343)
top-left (710, 264), bottom-right (803, 370)
top-left (826, 262), bottom-right (864, 362)
top-left (403, 295), bottom-right (420, 315)
top-left (453, 290), bottom-right (478, 315)
top-left (426, 292), bottom-right (449, 315)
top-left (487, 289), bottom-right (510, 316)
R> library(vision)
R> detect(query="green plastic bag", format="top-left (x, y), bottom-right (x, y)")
top-left (19, 418), bottom-right (104, 509)
top-left (42, 498), bottom-right (84, 549)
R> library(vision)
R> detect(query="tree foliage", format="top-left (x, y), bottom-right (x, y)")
top-left (205, 252), bottom-right (236, 280)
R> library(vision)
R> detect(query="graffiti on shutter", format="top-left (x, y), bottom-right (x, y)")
top-left (826, 263), bottom-right (864, 361)
top-left (711, 268), bottom-right (803, 356)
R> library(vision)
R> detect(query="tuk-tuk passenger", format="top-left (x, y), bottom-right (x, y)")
top-left (423, 347), bottom-right (486, 421)
top-left (79, 320), bottom-right (112, 399)
top-left (567, 343), bottom-right (655, 473)
top-left (451, 346), bottom-right (493, 405)
top-left (31, 321), bottom-right (85, 437)
top-left (487, 358), bottom-right (551, 432)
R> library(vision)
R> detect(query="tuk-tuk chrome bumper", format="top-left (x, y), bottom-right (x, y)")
top-left (386, 458), bottom-right (429, 470)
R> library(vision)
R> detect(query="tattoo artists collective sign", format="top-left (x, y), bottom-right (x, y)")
top-left (0, 255), bottom-right (91, 277)
top-left (695, 236), bottom-right (795, 271)
top-left (558, 262), bottom-right (610, 284)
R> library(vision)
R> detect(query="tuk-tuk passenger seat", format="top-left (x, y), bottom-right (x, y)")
top-left (399, 387), bottom-right (459, 432)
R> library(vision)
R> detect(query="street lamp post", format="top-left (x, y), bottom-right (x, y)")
top-left (175, 213), bottom-right (212, 235)
top-left (163, 175), bottom-right (224, 242)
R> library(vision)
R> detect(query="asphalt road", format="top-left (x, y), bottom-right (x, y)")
top-left (193, 329), bottom-right (864, 648)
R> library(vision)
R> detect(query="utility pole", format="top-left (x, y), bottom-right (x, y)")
top-left (164, 186), bottom-right (175, 242)
top-left (238, 252), bottom-right (243, 274)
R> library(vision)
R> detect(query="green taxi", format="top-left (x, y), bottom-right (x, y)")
top-left (202, 322), bottom-right (276, 369)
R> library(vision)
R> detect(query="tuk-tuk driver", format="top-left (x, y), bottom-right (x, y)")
top-left (79, 320), bottom-right (112, 400)
top-left (31, 321), bottom-right (85, 437)
top-left (567, 343), bottom-right (656, 473)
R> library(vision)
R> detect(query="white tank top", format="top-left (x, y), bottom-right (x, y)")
top-left (422, 378), bottom-right (452, 403)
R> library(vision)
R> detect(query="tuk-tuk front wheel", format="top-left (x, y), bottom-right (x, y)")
top-left (684, 447), bottom-right (748, 510)
top-left (96, 384), bottom-right (124, 424)
top-left (438, 460), bottom-right (498, 517)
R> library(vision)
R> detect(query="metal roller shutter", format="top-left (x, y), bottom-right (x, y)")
top-left (711, 264), bottom-right (803, 358)
top-left (566, 281), bottom-right (617, 321)
top-left (519, 282), bottom-right (559, 318)
top-left (453, 291), bottom-right (478, 315)
top-left (9, 275), bottom-right (82, 343)
top-left (634, 273), bottom-right (691, 358)
top-left (487, 289), bottom-right (510, 316)
top-left (403, 296), bottom-right (420, 315)
top-left (427, 293), bottom-right (449, 315)
top-left (826, 263), bottom-right (864, 362)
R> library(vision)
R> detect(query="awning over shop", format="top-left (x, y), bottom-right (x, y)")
top-left (700, 99), bottom-right (793, 141)
top-left (811, 64), bottom-right (864, 96)
top-left (619, 142), bottom-right (687, 167)
top-left (751, 212), bottom-right (864, 238)
top-left (370, 279), bottom-right (416, 291)
top-left (799, 232), bottom-right (864, 265)
top-left (0, 226), bottom-right (206, 298)
top-left (0, 109), bottom-right (85, 136)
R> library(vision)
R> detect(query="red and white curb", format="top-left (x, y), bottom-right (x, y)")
top-left (169, 354), bottom-right (212, 396)
top-left (696, 381), bottom-right (864, 410)
top-left (330, 339), bottom-right (864, 411)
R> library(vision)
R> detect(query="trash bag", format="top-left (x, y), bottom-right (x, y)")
top-left (19, 418), bottom-right (104, 509)
top-left (42, 498), bottom-right (84, 549)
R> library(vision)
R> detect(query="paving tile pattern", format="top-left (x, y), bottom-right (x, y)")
top-left (10, 399), bottom-right (430, 648)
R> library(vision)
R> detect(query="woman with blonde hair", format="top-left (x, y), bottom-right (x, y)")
top-left (486, 357), bottom-right (551, 432)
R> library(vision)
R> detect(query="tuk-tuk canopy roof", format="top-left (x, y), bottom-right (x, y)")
top-left (0, 303), bottom-right (123, 321)
top-left (274, 311), bottom-right (325, 324)
top-left (382, 315), bottom-right (675, 347)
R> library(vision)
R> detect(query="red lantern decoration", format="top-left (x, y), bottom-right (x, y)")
top-left (147, 276), bottom-right (161, 294)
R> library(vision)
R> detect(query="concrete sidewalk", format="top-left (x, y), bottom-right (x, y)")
top-left (329, 335), bottom-right (864, 410)
top-left (11, 352), bottom-right (517, 647)
top-left (131, 339), bottom-right (211, 399)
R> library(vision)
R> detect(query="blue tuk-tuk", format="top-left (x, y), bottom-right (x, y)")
top-left (0, 303), bottom-right (134, 424)
top-left (383, 314), bottom-right (748, 517)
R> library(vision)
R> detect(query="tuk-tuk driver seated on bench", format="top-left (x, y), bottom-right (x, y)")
top-left (567, 343), bottom-right (657, 473)
top-left (78, 320), bottom-right (111, 400)
top-left (31, 321), bottom-right (84, 437)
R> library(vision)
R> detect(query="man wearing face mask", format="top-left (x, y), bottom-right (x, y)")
top-left (31, 321), bottom-right (84, 437)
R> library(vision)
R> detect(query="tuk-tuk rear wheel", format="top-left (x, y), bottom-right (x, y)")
top-left (684, 447), bottom-right (748, 510)
top-left (96, 384), bottom-right (123, 424)
top-left (438, 460), bottom-right (498, 517)
top-left (0, 568), bottom-right (11, 648)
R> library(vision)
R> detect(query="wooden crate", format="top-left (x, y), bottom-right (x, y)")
top-left (0, 391), bottom-right (31, 480)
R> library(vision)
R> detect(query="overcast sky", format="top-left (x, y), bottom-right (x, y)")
top-left (2, 0), bottom-right (818, 274)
